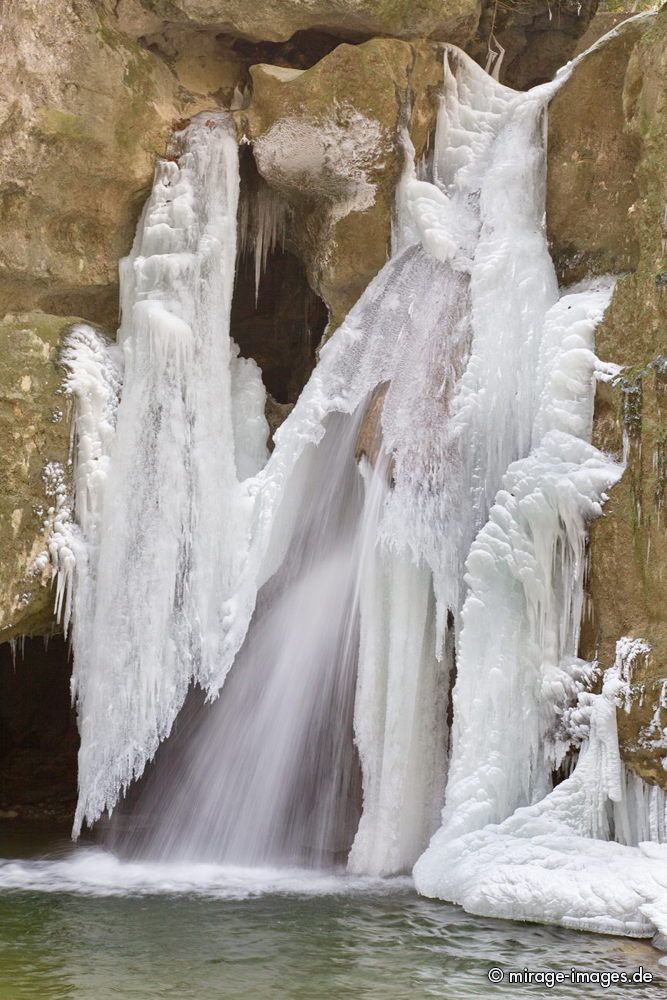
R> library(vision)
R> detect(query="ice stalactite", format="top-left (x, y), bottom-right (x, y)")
top-left (348, 528), bottom-right (448, 876)
top-left (237, 175), bottom-right (290, 302)
top-left (50, 324), bottom-right (123, 634)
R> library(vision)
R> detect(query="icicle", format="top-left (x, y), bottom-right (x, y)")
top-left (46, 324), bottom-right (123, 636)
top-left (238, 177), bottom-right (290, 302)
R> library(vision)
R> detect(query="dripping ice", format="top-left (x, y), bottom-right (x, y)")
top-left (55, 14), bottom-right (667, 944)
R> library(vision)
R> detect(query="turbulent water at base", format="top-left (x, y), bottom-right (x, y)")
top-left (45, 14), bottom-right (667, 946)
top-left (2, 828), bottom-right (665, 1000)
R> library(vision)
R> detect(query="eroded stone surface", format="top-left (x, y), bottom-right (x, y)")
top-left (468, 0), bottom-right (598, 89)
top-left (0, 314), bottom-right (80, 642)
top-left (0, 0), bottom-right (209, 330)
top-left (549, 12), bottom-right (667, 787)
top-left (547, 20), bottom-right (645, 283)
top-left (238, 38), bottom-right (444, 332)
top-left (135, 0), bottom-right (481, 44)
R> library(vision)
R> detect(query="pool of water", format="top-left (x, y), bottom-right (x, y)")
top-left (0, 826), bottom-right (664, 1000)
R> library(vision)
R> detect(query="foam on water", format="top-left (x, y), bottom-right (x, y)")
top-left (0, 850), bottom-right (410, 900)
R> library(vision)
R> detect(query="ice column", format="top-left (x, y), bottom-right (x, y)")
top-left (67, 114), bottom-right (267, 836)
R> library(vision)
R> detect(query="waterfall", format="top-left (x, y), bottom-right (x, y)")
top-left (114, 412), bottom-right (377, 866)
top-left (56, 16), bottom-right (667, 942)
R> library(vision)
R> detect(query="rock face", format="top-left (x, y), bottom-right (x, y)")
top-left (239, 38), bottom-right (443, 332)
top-left (547, 20), bottom-right (645, 283)
top-left (0, 0), bottom-right (209, 331)
top-left (548, 11), bottom-right (667, 787)
top-left (0, 314), bottom-right (79, 642)
top-left (136, 0), bottom-right (481, 44)
top-left (468, 0), bottom-right (598, 89)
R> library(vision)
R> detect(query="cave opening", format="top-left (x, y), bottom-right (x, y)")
top-left (231, 147), bottom-right (329, 406)
top-left (0, 635), bottom-right (78, 828)
top-left (229, 28), bottom-right (365, 71)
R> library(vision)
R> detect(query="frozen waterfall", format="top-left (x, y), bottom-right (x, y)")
top-left (59, 114), bottom-right (269, 837)
top-left (56, 17), bottom-right (667, 944)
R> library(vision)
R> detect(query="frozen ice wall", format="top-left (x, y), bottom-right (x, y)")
top-left (61, 114), bottom-right (268, 836)
top-left (414, 16), bottom-right (667, 937)
top-left (415, 645), bottom-right (667, 939)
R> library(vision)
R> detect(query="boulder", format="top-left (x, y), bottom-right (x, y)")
top-left (238, 38), bottom-right (444, 332)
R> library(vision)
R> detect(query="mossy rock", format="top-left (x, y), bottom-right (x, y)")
top-left (0, 313), bottom-right (85, 643)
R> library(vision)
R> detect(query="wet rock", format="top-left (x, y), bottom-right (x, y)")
top-left (136, 0), bottom-right (481, 45)
top-left (467, 0), bottom-right (598, 89)
top-left (0, 0), bottom-right (209, 330)
top-left (238, 38), bottom-right (444, 333)
top-left (0, 313), bottom-right (79, 642)
top-left (549, 11), bottom-right (667, 788)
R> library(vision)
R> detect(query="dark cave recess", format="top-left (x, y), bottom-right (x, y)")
top-left (232, 149), bottom-right (329, 405)
top-left (0, 635), bottom-right (78, 825)
top-left (231, 246), bottom-right (328, 405)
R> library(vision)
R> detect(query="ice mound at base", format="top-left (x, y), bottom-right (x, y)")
top-left (415, 662), bottom-right (667, 939)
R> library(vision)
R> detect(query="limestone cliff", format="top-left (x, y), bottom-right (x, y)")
top-left (548, 11), bottom-right (667, 788)
top-left (0, 314), bottom-right (78, 642)
top-left (0, 0), bottom-right (600, 640)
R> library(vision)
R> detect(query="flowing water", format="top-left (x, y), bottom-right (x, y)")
top-left (0, 828), bottom-right (664, 1000)
top-left (110, 411), bottom-right (385, 867)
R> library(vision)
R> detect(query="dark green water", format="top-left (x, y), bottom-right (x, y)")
top-left (0, 826), bottom-right (664, 1000)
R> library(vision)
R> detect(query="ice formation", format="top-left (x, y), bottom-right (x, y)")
top-left (53, 9), bottom-right (667, 943)
top-left (414, 652), bottom-right (667, 939)
top-left (237, 176), bottom-right (289, 301)
top-left (50, 324), bottom-right (123, 632)
top-left (61, 115), bottom-right (268, 836)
